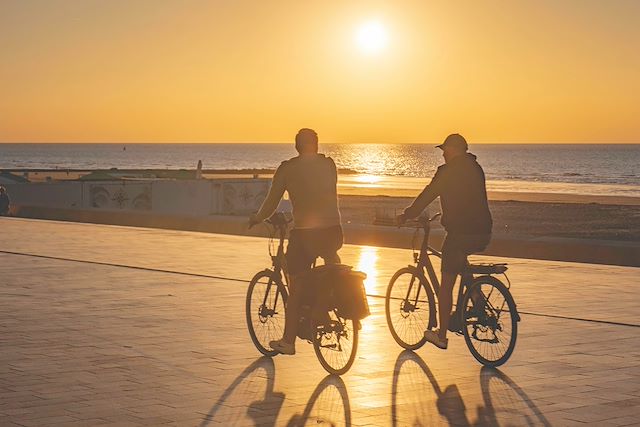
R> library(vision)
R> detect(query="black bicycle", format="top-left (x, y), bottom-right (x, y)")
top-left (245, 213), bottom-right (359, 375)
top-left (385, 213), bottom-right (519, 367)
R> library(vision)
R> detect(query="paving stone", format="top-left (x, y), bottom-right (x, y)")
top-left (0, 217), bottom-right (638, 426)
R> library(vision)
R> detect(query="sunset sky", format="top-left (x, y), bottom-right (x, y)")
top-left (1, 1), bottom-right (639, 144)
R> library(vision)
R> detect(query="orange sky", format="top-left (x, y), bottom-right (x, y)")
top-left (1, 1), bottom-right (639, 143)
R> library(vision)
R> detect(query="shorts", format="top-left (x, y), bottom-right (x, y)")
top-left (286, 225), bottom-right (343, 276)
top-left (441, 233), bottom-right (491, 274)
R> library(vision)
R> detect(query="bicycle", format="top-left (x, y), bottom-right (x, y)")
top-left (245, 212), bottom-right (359, 375)
top-left (385, 213), bottom-right (519, 367)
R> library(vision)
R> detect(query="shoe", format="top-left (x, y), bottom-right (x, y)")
top-left (269, 339), bottom-right (295, 355)
top-left (424, 329), bottom-right (448, 350)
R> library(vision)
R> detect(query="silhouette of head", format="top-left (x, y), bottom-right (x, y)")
top-left (0, 186), bottom-right (5, 194)
top-left (295, 128), bottom-right (319, 154)
top-left (437, 133), bottom-right (468, 163)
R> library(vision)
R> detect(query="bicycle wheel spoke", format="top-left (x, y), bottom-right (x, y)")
top-left (386, 269), bottom-right (433, 350)
top-left (246, 272), bottom-right (286, 356)
top-left (314, 312), bottom-right (358, 375)
top-left (463, 279), bottom-right (517, 367)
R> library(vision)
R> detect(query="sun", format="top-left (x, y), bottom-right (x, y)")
top-left (355, 20), bottom-right (389, 55)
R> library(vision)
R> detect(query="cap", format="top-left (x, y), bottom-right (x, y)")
top-left (436, 134), bottom-right (468, 151)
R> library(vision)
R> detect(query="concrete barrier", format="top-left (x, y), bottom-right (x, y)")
top-left (4, 178), bottom-right (270, 216)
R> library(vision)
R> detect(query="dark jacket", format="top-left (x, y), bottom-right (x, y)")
top-left (404, 153), bottom-right (492, 234)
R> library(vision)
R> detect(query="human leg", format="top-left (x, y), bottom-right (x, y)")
top-left (437, 271), bottom-right (458, 341)
top-left (281, 273), bottom-right (303, 344)
top-left (269, 230), bottom-right (313, 354)
top-left (424, 234), bottom-right (465, 349)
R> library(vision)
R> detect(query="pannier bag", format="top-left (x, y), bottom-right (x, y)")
top-left (303, 264), bottom-right (370, 320)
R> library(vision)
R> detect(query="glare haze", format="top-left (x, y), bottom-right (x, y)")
top-left (1, 1), bottom-right (639, 143)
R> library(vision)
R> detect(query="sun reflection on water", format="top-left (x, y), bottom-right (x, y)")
top-left (353, 174), bottom-right (382, 185)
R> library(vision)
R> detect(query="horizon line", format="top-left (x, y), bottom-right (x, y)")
top-left (1, 141), bottom-right (639, 145)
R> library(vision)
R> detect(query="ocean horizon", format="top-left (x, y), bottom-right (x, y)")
top-left (1, 143), bottom-right (639, 197)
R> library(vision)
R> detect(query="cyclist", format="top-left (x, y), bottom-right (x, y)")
top-left (397, 134), bottom-right (492, 349)
top-left (249, 128), bottom-right (343, 355)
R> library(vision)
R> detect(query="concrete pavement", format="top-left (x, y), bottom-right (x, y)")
top-left (1, 217), bottom-right (639, 426)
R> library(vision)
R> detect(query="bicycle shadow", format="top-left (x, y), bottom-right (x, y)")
top-left (286, 374), bottom-right (351, 427)
top-left (200, 357), bottom-right (284, 426)
top-left (200, 358), bottom-right (352, 426)
top-left (391, 350), bottom-right (551, 426)
top-left (391, 350), bottom-right (470, 426)
top-left (478, 366), bottom-right (552, 427)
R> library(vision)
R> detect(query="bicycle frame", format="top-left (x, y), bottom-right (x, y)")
top-left (406, 215), bottom-right (478, 330)
top-left (261, 219), bottom-right (290, 311)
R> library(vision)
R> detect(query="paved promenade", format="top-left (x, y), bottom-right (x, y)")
top-left (1, 217), bottom-right (639, 426)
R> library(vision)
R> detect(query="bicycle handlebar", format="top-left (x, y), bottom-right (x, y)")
top-left (265, 212), bottom-right (293, 227)
top-left (401, 212), bottom-right (442, 228)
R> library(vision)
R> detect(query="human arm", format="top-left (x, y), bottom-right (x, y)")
top-left (400, 167), bottom-right (445, 221)
top-left (250, 163), bottom-right (287, 225)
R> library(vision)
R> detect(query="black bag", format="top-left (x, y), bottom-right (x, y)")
top-left (303, 264), bottom-right (370, 320)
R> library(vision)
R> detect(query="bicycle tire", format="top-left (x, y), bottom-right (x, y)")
top-left (462, 276), bottom-right (518, 367)
top-left (246, 270), bottom-right (286, 357)
top-left (385, 267), bottom-right (436, 350)
top-left (312, 313), bottom-right (358, 375)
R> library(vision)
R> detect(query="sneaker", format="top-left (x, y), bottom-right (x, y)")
top-left (424, 329), bottom-right (448, 350)
top-left (269, 339), bottom-right (296, 355)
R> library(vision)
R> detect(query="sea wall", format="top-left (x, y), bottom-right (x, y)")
top-left (4, 178), bottom-right (270, 216)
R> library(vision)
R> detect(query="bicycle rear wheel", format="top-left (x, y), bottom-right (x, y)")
top-left (385, 267), bottom-right (435, 350)
top-left (462, 276), bottom-right (518, 367)
top-left (246, 270), bottom-right (286, 357)
top-left (312, 311), bottom-right (358, 375)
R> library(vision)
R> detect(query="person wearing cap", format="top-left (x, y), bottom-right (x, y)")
top-left (249, 128), bottom-right (343, 355)
top-left (397, 133), bottom-right (492, 349)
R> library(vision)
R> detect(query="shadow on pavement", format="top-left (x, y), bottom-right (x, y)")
top-left (201, 357), bottom-right (283, 426)
top-left (286, 374), bottom-right (351, 427)
top-left (391, 350), bottom-right (551, 426)
top-left (201, 357), bottom-right (351, 426)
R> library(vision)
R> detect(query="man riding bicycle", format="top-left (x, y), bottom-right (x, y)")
top-left (397, 134), bottom-right (492, 350)
top-left (249, 128), bottom-right (343, 355)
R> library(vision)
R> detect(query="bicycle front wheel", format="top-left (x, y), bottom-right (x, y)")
top-left (385, 267), bottom-right (436, 350)
top-left (246, 270), bottom-right (286, 357)
top-left (313, 311), bottom-right (358, 375)
top-left (462, 276), bottom-right (518, 367)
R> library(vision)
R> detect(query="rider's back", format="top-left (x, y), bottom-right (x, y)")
top-left (438, 153), bottom-right (492, 235)
top-left (278, 154), bottom-right (341, 229)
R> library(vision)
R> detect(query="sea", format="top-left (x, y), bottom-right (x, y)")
top-left (1, 143), bottom-right (639, 197)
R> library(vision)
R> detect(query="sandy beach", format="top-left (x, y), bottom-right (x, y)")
top-left (339, 194), bottom-right (640, 242)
